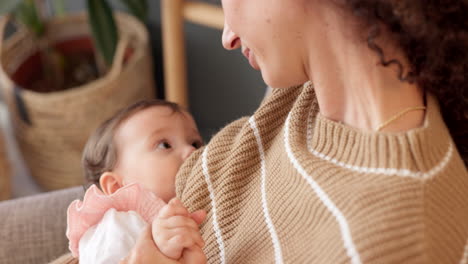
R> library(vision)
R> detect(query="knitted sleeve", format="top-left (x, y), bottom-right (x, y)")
top-left (176, 116), bottom-right (250, 210)
top-left (175, 116), bottom-right (253, 262)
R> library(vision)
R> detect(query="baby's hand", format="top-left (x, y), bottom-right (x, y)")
top-left (183, 245), bottom-right (207, 264)
top-left (152, 198), bottom-right (206, 260)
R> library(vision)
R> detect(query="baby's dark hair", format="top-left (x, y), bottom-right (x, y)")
top-left (82, 99), bottom-right (182, 190)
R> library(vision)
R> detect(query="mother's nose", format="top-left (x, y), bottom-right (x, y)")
top-left (222, 22), bottom-right (241, 50)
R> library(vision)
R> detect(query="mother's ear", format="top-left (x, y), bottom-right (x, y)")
top-left (99, 172), bottom-right (123, 195)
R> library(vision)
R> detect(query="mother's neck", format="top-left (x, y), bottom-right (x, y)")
top-left (303, 7), bottom-right (425, 132)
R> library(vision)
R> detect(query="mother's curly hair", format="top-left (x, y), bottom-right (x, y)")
top-left (341, 0), bottom-right (468, 165)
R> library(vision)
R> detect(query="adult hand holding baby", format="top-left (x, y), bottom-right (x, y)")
top-left (121, 198), bottom-right (207, 264)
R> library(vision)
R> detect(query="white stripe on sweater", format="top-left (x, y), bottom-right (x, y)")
top-left (460, 239), bottom-right (468, 264)
top-left (285, 112), bottom-right (362, 264)
top-left (202, 147), bottom-right (226, 264)
top-left (305, 107), bottom-right (453, 180)
top-left (249, 116), bottom-right (284, 264)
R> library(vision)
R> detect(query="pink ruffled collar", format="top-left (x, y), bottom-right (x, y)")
top-left (66, 183), bottom-right (166, 257)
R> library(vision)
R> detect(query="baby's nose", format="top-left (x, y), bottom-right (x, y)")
top-left (222, 21), bottom-right (241, 50)
top-left (181, 145), bottom-right (196, 160)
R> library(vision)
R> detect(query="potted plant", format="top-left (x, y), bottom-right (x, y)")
top-left (0, 0), bottom-right (155, 191)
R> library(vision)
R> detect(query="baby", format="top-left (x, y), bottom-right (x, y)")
top-left (66, 99), bottom-right (206, 263)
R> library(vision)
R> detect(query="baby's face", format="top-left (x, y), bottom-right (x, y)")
top-left (113, 106), bottom-right (202, 202)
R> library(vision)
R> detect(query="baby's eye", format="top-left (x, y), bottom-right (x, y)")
top-left (157, 141), bottom-right (171, 149)
top-left (192, 140), bottom-right (203, 149)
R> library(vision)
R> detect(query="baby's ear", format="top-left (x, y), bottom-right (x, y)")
top-left (99, 172), bottom-right (123, 195)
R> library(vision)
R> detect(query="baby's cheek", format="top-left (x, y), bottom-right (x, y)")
top-left (158, 187), bottom-right (176, 204)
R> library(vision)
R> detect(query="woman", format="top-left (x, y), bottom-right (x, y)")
top-left (123, 0), bottom-right (468, 263)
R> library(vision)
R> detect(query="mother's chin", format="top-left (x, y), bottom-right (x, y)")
top-left (260, 67), bottom-right (309, 89)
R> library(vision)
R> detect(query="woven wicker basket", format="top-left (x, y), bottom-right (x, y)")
top-left (0, 128), bottom-right (11, 200)
top-left (0, 13), bottom-right (155, 190)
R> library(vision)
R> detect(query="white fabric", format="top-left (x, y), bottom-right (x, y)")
top-left (78, 208), bottom-right (147, 264)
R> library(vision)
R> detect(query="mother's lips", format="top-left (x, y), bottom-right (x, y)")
top-left (242, 48), bottom-right (250, 60)
top-left (242, 47), bottom-right (260, 70)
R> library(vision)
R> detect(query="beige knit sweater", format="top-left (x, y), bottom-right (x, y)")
top-left (176, 82), bottom-right (468, 263)
top-left (54, 82), bottom-right (467, 263)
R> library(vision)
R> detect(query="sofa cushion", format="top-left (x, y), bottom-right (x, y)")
top-left (0, 187), bottom-right (84, 264)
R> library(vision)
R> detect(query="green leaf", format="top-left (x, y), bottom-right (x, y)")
top-left (51, 0), bottom-right (66, 17)
top-left (0, 0), bottom-right (21, 14)
top-left (87, 0), bottom-right (119, 66)
top-left (119, 0), bottom-right (148, 22)
top-left (14, 0), bottom-right (44, 36)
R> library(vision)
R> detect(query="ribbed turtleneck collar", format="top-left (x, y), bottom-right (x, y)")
top-left (283, 82), bottom-right (455, 179)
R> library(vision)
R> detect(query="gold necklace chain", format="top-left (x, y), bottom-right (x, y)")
top-left (376, 106), bottom-right (426, 132)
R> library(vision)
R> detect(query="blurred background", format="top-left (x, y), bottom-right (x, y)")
top-left (68, 0), bottom-right (266, 139)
